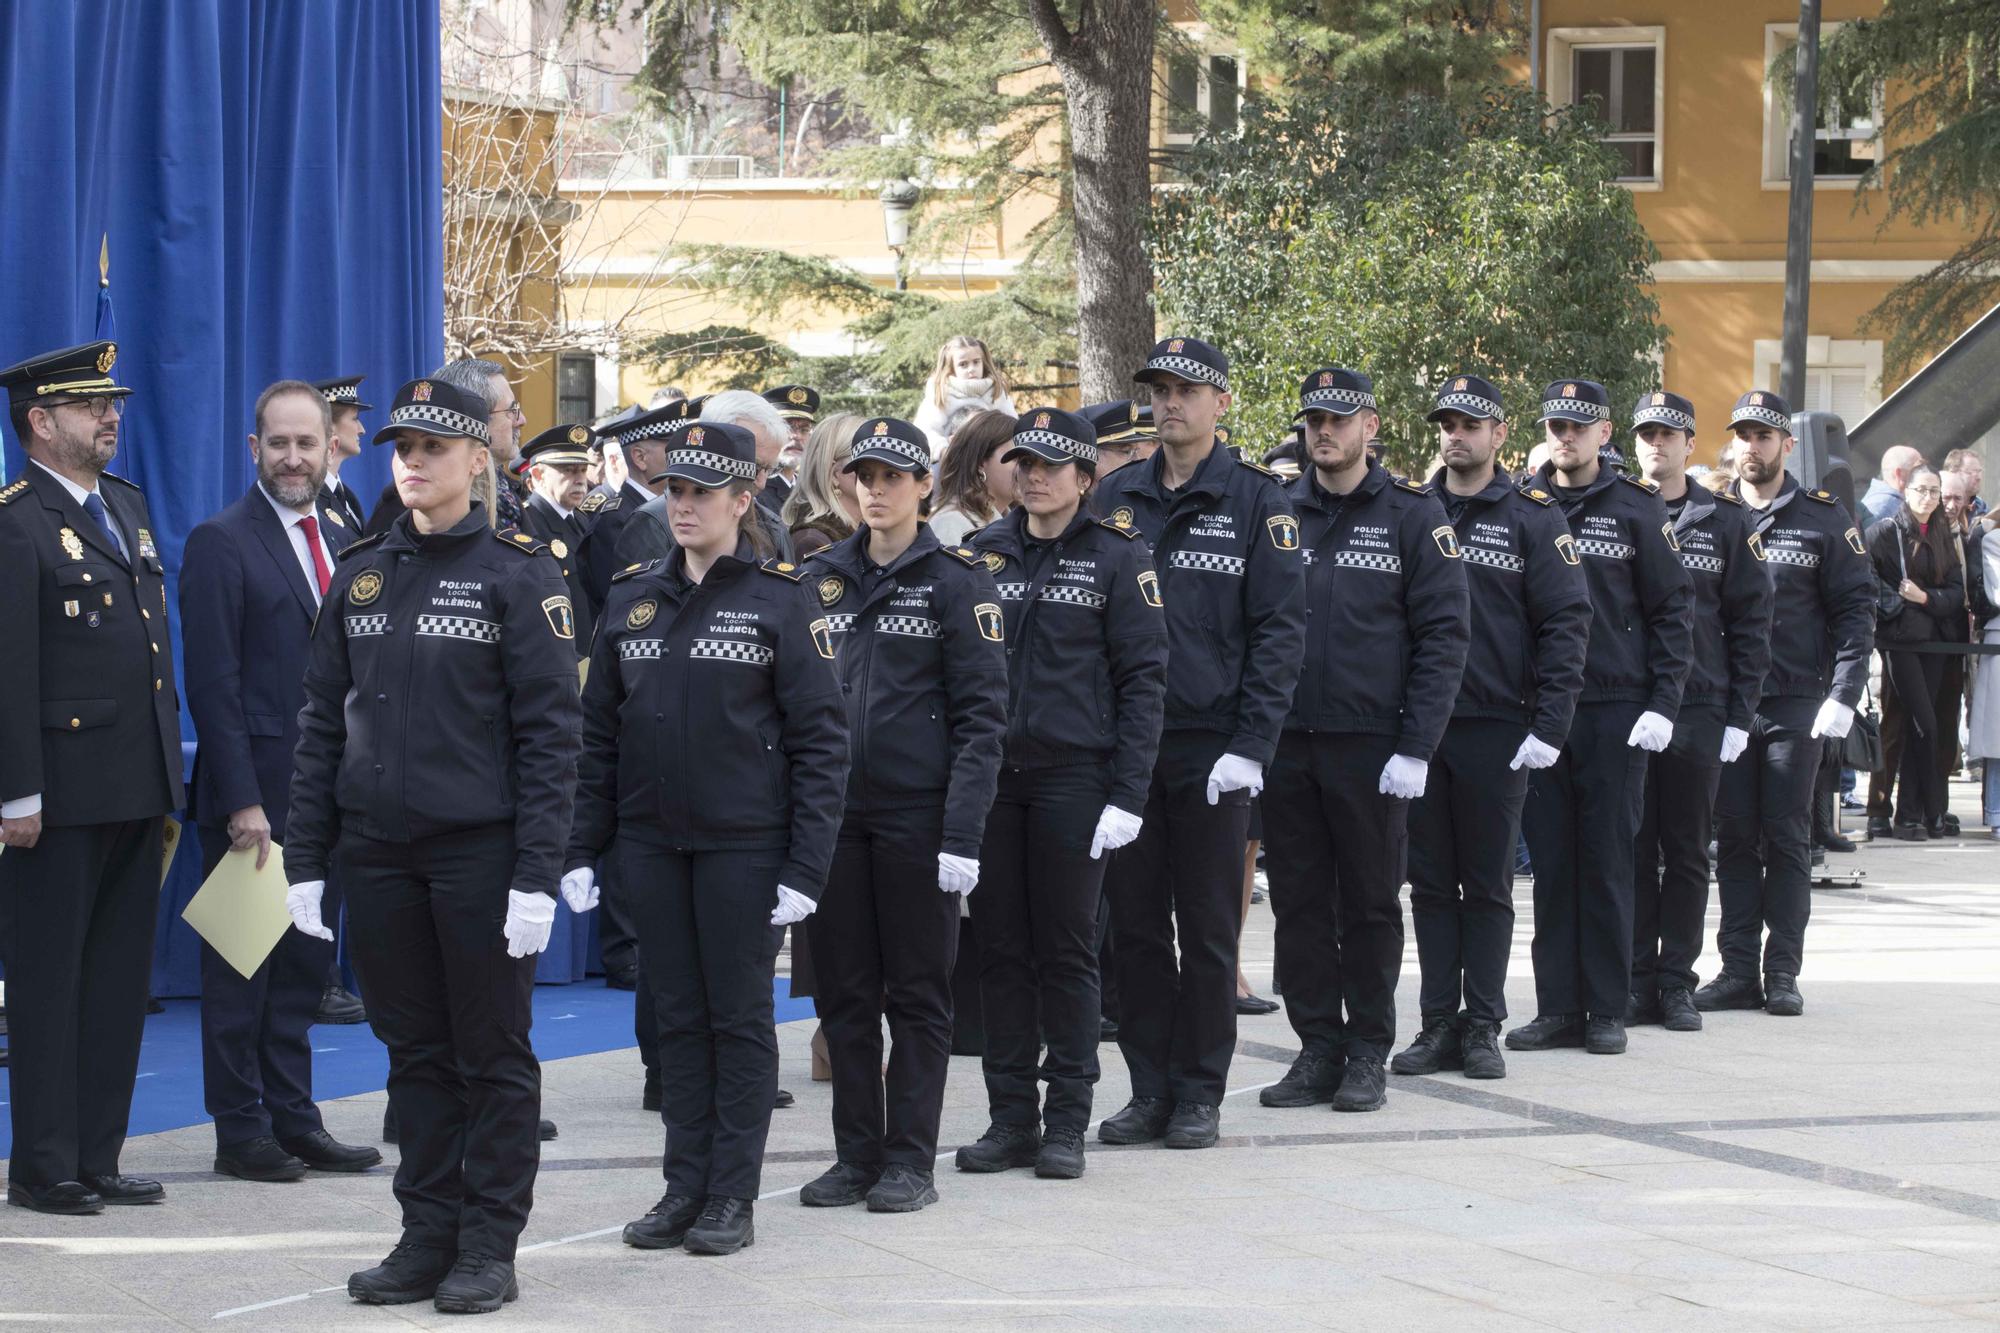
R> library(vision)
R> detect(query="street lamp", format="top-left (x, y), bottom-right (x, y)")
top-left (879, 179), bottom-right (920, 292)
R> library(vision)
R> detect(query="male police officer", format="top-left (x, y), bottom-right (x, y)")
top-left (1628, 393), bottom-right (1771, 1032)
top-left (1091, 337), bottom-right (1305, 1149)
top-left (1516, 379), bottom-right (1692, 1056)
top-left (516, 422), bottom-right (599, 654)
top-left (1701, 391), bottom-right (1873, 1017)
top-left (578, 399), bottom-right (686, 618)
top-left (761, 383), bottom-right (818, 508)
top-left (1259, 368), bottom-right (1468, 1113)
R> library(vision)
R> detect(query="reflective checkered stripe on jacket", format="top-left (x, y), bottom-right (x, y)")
top-left (1168, 550), bottom-right (1245, 577)
top-left (876, 614), bottom-right (939, 638)
top-left (415, 614), bottom-right (501, 642)
top-left (690, 638), bottom-right (775, 666)
top-left (1574, 538), bottom-right (1635, 561)
top-left (1330, 550), bottom-right (1401, 574)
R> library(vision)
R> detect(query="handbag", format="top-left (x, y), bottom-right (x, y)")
top-left (1841, 684), bottom-right (1884, 772)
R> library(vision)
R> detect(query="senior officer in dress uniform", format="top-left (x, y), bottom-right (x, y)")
top-left (284, 376), bottom-right (583, 1314)
top-left (577, 399), bottom-right (686, 617)
top-left (956, 409), bottom-right (1167, 1181)
top-left (0, 340), bottom-right (180, 1215)
top-left (1090, 337), bottom-right (1306, 1151)
top-left (761, 383), bottom-right (818, 509)
top-left (314, 375), bottom-right (372, 532)
top-left (515, 422), bottom-right (598, 653)
top-left (1700, 391), bottom-right (1874, 1019)
top-left (1258, 369), bottom-right (1469, 1115)
top-left (1627, 392), bottom-right (1771, 1033)
top-left (1515, 379), bottom-right (1692, 1057)
top-left (1395, 376), bottom-right (1592, 1082)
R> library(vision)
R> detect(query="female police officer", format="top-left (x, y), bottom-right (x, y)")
top-left (565, 419), bottom-right (848, 1256)
top-left (798, 417), bottom-right (1008, 1214)
top-left (957, 409), bottom-right (1166, 1180)
top-left (284, 376), bottom-right (583, 1314)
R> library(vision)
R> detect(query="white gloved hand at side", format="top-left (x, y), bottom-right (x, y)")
top-left (285, 880), bottom-right (335, 942)
top-left (938, 853), bottom-right (980, 896)
top-left (1509, 735), bottom-right (1561, 771)
top-left (1378, 754), bottom-right (1429, 800)
top-left (559, 866), bottom-right (598, 913)
top-left (1627, 711), bottom-right (1674, 752)
top-left (1810, 698), bottom-right (1856, 740)
top-left (1089, 805), bottom-right (1144, 859)
top-left (1719, 726), bottom-right (1750, 764)
top-left (1205, 753), bottom-right (1264, 805)
top-left (771, 884), bottom-right (816, 926)
top-left (503, 889), bottom-right (557, 958)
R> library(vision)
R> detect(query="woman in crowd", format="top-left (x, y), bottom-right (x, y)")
top-left (1967, 512), bottom-right (2000, 835)
top-left (914, 335), bottom-right (1017, 451)
top-left (783, 410), bottom-right (863, 558)
top-left (926, 409), bottom-right (1018, 545)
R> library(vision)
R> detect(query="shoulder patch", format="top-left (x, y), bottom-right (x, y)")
top-left (942, 545), bottom-right (983, 568)
top-left (1516, 484), bottom-right (1553, 506)
top-left (578, 491), bottom-right (617, 514)
top-left (1710, 488), bottom-right (1744, 506)
top-left (1618, 474), bottom-right (1661, 494)
top-left (494, 528), bottom-right (546, 555)
top-left (1237, 458), bottom-right (1282, 481)
top-left (335, 532), bottom-right (388, 561)
top-left (1803, 488), bottom-right (1837, 505)
top-left (0, 477), bottom-right (28, 505)
top-left (1097, 518), bottom-right (1142, 540)
top-left (611, 560), bottom-right (658, 583)
top-left (759, 559), bottom-right (804, 583)
top-left (1395, 477), bottom-right (1428, 495)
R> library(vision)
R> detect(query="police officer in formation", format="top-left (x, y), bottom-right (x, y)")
top-left (577, 400), bottom-right (685, 617)
top-left (1702, 390), bottom-right (1874, 1018)
top-left (1090, 337), bottom-right (1305, 1151)
top-left (1516, 379), bottom-right (1693, 1057)
top-left (957, 408), bottom-right (1167, 1180)
top-left (1626, 393), bottom-right (1771, 1032)
top-left (567, 419), bottom-right (849, 1256)
top-left (799, 417), bottom-right (1008, 1213)
top-left (284, 376), bottom-right (583, 1313)
top-left (1398, 375), bottom-right (1591, 1082)
top-left (514, 421), bottom-right (599, 654)
top-left (1259, 368), bottom-right (1469, 1114)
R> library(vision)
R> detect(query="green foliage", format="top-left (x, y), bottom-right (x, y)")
top-left (1201, 0), bottom-right (1525, 98)
top-left (1153, 82), bottom-right (1666, 473)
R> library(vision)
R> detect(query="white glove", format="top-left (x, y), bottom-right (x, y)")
top-left (938, 852), bottom-right (980, 896)
top-left (503, 889), bottom-right (556, 958)
top-left (1627, 711), bottom-right (1674, 752)
top-left (1810, 698), bottom-right (1856, 740)
top-left (771, 884), bottom-right (816, 926)
top-left (1509, 735), bottom-right (1561, 771)
top-left (1378, 754), bottom-right (1429, 800)
top-left (1719, 726), bottom-right (1750, 764)
top-left (559, 866), bottom-right (599, 914)
top-left (285, 880), bottom-right (335, 942)
top-left (1089, 805), bottom-right (1144, 859)
top-left (1205, 753), bottom-right (1264, 805)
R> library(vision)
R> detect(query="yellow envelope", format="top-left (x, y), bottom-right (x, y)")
top-left (180, 842), bottom-right (296, 980)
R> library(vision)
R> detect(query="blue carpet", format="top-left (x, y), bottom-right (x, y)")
top-left (0, 979), bottom-right (816, 1159)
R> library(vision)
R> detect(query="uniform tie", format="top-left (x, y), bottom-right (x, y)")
top-left (299, 515), bottom-right (332, 597)
top-left (82, 491), bottom-right (128, 562)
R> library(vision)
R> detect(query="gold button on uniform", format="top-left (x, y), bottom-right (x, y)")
top-left (155, 679), bottom-right (163, 691)
top-left (142, 608), bottom-right (151, 620)
top-left (70, 717), bottom-right (81, 729)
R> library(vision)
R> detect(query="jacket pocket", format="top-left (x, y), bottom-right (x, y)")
top-left (42, 698), bottom-right (117, 731)
top-left (245, 711), bottom-right (285, 738)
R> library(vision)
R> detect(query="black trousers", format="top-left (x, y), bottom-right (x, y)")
top-left (0, 817), bottom-right (161, 1188)
top-left (1887, 649), bottom-right (1950, 825)
top-left (336, 825), bottom-right (539, 1261)
top-left (599, 886), bottom-right (640, 976)
top-left (196, 825), bottom-right (329, 1148)
top-left (1714, 696), bottom-right (1820, 979)
top-left (973, 764), bottom-right (1107, 1133)
top-left (1103, 730), bottom-right (1251, 1106)
top-left (617, 839), bottom-right (784, 1201)
top-left (1631, 708), bottom-right (1723, 996)
top-left (1263, 731), bottom-right (1408, 1061)
top-left (1094, 895), bottom-right (1118, 1023)
top-left (1521, 700), bottom-right (1648, 1018)
top-left (1407, 719), bottom-right (1529, 1025)
top-left (808, 803), bottom-right (959, 1168)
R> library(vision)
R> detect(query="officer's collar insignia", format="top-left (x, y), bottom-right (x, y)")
top-left (569, 425), bottom-right (590, 444)
top-left (1110, 506), bottom-right (1134, 528)
top-left (349, 570), bottom-right (384, 605)
top-left (551, 538), bottom-right (568, 559)
top-left (983, 551), bottom-right (1006, 574)
top-left (542, 595), bottom-right (575, 640)
top-left (324, 508), bottom-right (345, 527)
top-left (97, 344), bottom-right (117, 374)
top-left (59, 527), bottom-right (85, 561)
top-left (1845, 527), bottom-right (1866, 555)
top-left (1433, 526), bottom-right (1461, 559)
top-left (579, 492), bottom-right (607, 513)
top-left (412, 380), bottom-right (433, 402)
top-left (628, 599), bottom-right (658, 630)
top-left (0, 477), bottom-right (27, 505)
top-left (1555, 533), bottom-right (1580, 566)
top-left (1137, 569), bottom-right (1162, 608)
top-left (818, 575), bottom-right (844, 606)
top-left (810, 617), bottom-right (835, 659)
top-left (137, 528), bottom-right (157, 559)
top-left (1267, 514), bottom-right (1300, 551)
top-left (975, 602), bottom-right (1005, 642)
top-left (1529, 489), bottom-right (1549, 501)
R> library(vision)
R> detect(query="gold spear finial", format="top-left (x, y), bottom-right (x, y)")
top-left (99, 234), bottom-right (109, 288)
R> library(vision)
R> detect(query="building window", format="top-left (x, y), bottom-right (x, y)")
top-left (1763, 25), bottom-right (1880, 189)
top-left (558, 353), bottom-right (596, 424)
top-left (1165, 51), bottom-right (1241, 145)
top-left (1546, 27), bottom-right (1665, 189)
top-left (1752, 338), bottom-right (1884, 426)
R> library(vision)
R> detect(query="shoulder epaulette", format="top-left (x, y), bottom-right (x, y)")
top-left (1237, 458), bottom-right (1282, 481)
top-left (759, 558), bottom-right (804, 582)
top-left (942, 544), bottom-right (983, 568)
top-left (1710, 488), bottom-right (1744, 506)
top-left (496, 527), bottom-right (548, 555)
top-left (1619, 474), bottom-right (1661, 494)
top-left (0, 477), bottom-right (28, 506)
top-left (611, 560), bottom-right (658, 583)
top-left (578, 491), bottom-right (617, 514)
top-left (1097, 518), bottom-right (1142, 540)
top-left (100, 471), bottom-right (142, 492)
top-left (1395, 476), bottom-right (1428, 495)
top-left (1516, 483), bottom-right (1554, 506)
top-left (1803, 487), bottom-right (1837, 505)
top-left (335, 532), bottom-right (387, 561)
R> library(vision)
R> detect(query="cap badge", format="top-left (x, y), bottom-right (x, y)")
top-left (1318, 372), bottom-right (1334, 387)
top-left (568, 425), bottom-right (589, 445)
top-left (1167, 338), bottom-right (1185, 354)
top-left (688, 426), bottom-right (705, 447)
top-left (874, 421), bottom-right (890, 436)
top-left (1562, 383), bottom-right (1576, 398)
top-left (1750, 392), bottom-right (1764, 406)
top-left (1034, 411), bottom-right (1051, 429)
top-left (788, 387), bottom-right (808, 405)
top-left (412, 381), bottom-right (432, 403)
top-left (96, 344), bottom-right (117, 374)
top-left (1652, 393), bottom-right (1666, 406)
top-left (1453, 378), bottom-right (1468, 391)
top-left (818, 576), bottom-right (844, 607)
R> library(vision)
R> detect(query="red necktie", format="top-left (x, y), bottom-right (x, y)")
top-left (300, 515), bottom-right (332, 598)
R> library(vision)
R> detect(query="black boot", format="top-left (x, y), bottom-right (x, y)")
top-left (1331, 1056), bottom-right (1387, 1112)
top-left (1459, 1020), bottom-right (1506, 1079)
top-left (432, 1253), bottom-right (517, 1313)
top-left (1865, 815), bottom-right (1891, 840)
top-left (1693, 972), bottom-right (1763, 1011)
top-left (865, 1164), bottom-right (939, 1213)
top-left (1504, 1013), bottom-right (1583, 1051)
top-left (1584, 1015), bottom-right (1627, 1054)
top-left (684, 1198), bottom-right (754, 1255)
top-left (1098, 1096), bottom-right (1173, 1145)
top-left (1659, 987), bottom-right (1702, 1032)
top-left (1389, 1014), bottom-right (1462, 1075)
top-left (622, 1192), bottom-right (701, 1249)
top-left (1763, 972), bottom-right (1804, 1016)
top-left (799, 1161), bottom-right (879, 1208)
top-left (1162, 1102), bottom-right (1220, 1149)
top-left (954, 1122), bottom-right (1041, 1173)
top-left (1260, 1047), bottom-right (1344, 1105)
top-left (347, 1243), bottom-right (455, 1305)
top-left (1625, 989), bottom-right (1663, 1026)
top-left (1035, 1127), bottom-right (1086, 1179)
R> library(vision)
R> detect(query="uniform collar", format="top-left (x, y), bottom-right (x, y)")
top-left (1730, 473), bottom-right (1798, 513)
top-left (381, 502), bottom-right (490, 552)
top-left (818, 521), bottom-right (941, 578)
top-left (1292, 457), bottom-right (1388, 512)
top-left (980, 505), bottom-right (1091, 557)
top-left (1536, 459), bottom-right (1618, 502)
top-left (1135, 437), bottom-right (1234, 501)
top-left (663, 536), bottom-right (757, 588)
top-left (1424, 465), bottom-right (1518, 506)
top-left (1668, 482), bottom-right (1714, 531)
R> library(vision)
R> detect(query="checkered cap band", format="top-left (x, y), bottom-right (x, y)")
top-left (1541, 397), bottom-right (1611, 422)
top-left (1011, 428), bottom-right (1097, 466)
top-left (323, 384), bottom-right (362, 405)
top-left (690, 638), bottom-right (775, 666)
top-left (665, 448), bottom-right (759, 481)
top-left (1731, 404), bottom-right (1791, 432)
top-left (852, 435), bottom-right (932, 470)
top-left (1039, 583), bottom-right (1106, 609)
top-left (876, 613), bottom-right (940, 638)
top-left (1168, 549), bottom-right (1246, 577)
top-left (1634, 405), bottom-right (1696, 433)
top-left (415, 614), bottom-right (501, 642)
top-left (1762, 546), bottom-right (1820, 568)
top-left (389, 403), bottom-right (489, 444)
top-left (1141, 354), bottom-right (1227, 391)
top-left (345, 614), bottom-right (390, 636)
top-left (1331, 550), bottom-right (1402, 574)
top-left (1300, 385), bottom-right (1376, 413)
top-left (1681, 552), bottom-right (1725, 575)
top-left (1434, 391), bottom-right (1504, 421)
top-left (618, 639), bottom-right (663, 660)
top-left (618, 418), bottom-right (683, 446)
top-left (1458, 545), bottom-right (1525, 574)
top-left (1575, 538), bottom-right (1636, 561)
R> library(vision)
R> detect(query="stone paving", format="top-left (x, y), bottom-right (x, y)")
top-left (4, 782), bottom-right (1999, 1329)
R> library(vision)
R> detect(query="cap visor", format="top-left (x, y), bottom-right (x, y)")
top-left (776, 408), bottom-right (815, 422)
top-left (1133, 367), bottom-right (1210, 388)
top-left (1427, 405), bottom-right (1499, 423)
top-left (1001, 441), bottom-right (1081, 467)
top-left (842, 447), bottom-right (927, 474)
top-left (1294, 404), bottom-right (1361, 423)
top-left (371, 419), bottom-right (484, 446)
top-left (1538, 410), bottom-right (1602, 424)
top-left (655, 463), bottom-right (737, 487)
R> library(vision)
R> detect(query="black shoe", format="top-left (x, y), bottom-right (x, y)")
top-left (684, 1197), bottom-right (754, 1254)
top-left (622, 1192), bottom-right (702, 1249)
top-left (215, 1136), bottom-right (307, 1183)
top-left (1504, 1013), bottom-right (1584, 1051)
top-left (1098, 1017), bottom-right (1119, 1042)
top-left (1940, 813), bottom-right (1962, 836)
top-left (1625, 990), bottom-right (1663, 1026)
top-left (1660, 987), bottom-right (1703, 1032)
top-left (1584, 1015), bottom-right (1627, 1054)
top-left (77, 1173), bottom-right (164, 1205)
top-left (279, 1130), bottom-right (382, 1173)
top-left (6, 1181), bottom-right (104, 1215)
top-left (315, 985), bottom-right (367, 1026)
top-left (799, 1161), bottom-right (880, 1208)
top-left (1460, 1020), bottom-right (1506, 1079)
top-left (1926, 817), bottom-right (1953, 839)
top-left (641, 1075), bottom-right (661, 1113)
top-left (1694, 972), bottom-right (1764, 1011)
top-left (1261, 1047), bottom-right (1344, 1105)
top-left (1035, 1127), bottom-right (1086, 1179)
top-left (774, 1088), bottom-right (794, 1109)
top-left (432, 1253), bottom-right (517, 1314)
top-left (1162, 1101), bottom-right (1220, 1149)
top-left (1866, 815), bottom-right (1892, 839)
top-left (1816, 829), bottom-right (1858, 853)
top-left (955, 1122), bottom-right (1041, 1173)
top-left (1097, 1096), bottom-right (1173, 1145)
top-left (347, 1243), bottom-right (455, 1305)
top-left (606, 964), bottom-right (640, 991)
top-left (1892, 821), bottom-right (1929, 841)
top-left (1332, 1056), bottom-right (1387, 1112)
top-left (866, 1164), bottom-right (939, 1213)
top-left (1763, 972), bottom-right (1804, 1017)
top-left (539, 1118), bottom-right (558, 1141)
top-left (1389, 1015), bottom-right (1462, 1075)
top-left (1235, 992), bottom-right (1280, 1016)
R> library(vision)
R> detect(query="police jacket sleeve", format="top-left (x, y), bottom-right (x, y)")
top-left (284, 581), bottom-right (355, 886)
top-left (1523, 504), bottom-right (1593, 749)
top-left (498, 555), bottom-right (584, 897)
top-left (565, 605), bottom-right (626, 871)
top-left (0, 517), bottom-right (43, 804)
top-left (938, 562), bottom-right (1010, 858)
top-left (1103, 537), bottom-right (1168, 814)
top-left (614, 507), bottom-right (674, 568)
top-left (1634, 491), bottom-right (1695, 718)
top-left (772, 585), bottom-right (849, 901)
top-left (1719, 510), bottom-right (1773, 731)
top-left (1231, 482), bottom-right (1308, 765)
top-left (178, 522), bottom-right (262, 818)
top-left (1824, 514), bottom-right (1879, 707)
top-left (1395, 495), bottom-right (1471, 761)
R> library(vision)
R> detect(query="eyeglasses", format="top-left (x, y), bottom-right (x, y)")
top-left (47, 395), bottom-right (125, 420)
top-left (1908, 485), bottom-right (1942, 496)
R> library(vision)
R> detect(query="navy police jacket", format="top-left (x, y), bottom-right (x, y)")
top-left (970, 507), bottom-right (1168, 814)
top-left (1090, 438), bottom-right (1306, 764)
top-left (1726, 476), bottom-right (1875, 707)
top-left (567, 541), bottom-right (849, 900)
top-left (1666, 485), bottom-right (1770, 728)
top-left (805, 523), bottom-right (1009, 858)
top-left (1285, 460), bottom-right (1469, 760)
top-left (285, 504), bottom-right (583, 898)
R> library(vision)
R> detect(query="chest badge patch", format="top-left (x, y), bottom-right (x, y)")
top-left (550, 538), bottom-right (568, 560)
top-left (983, 552), bottom-right (1006, 575)
top-left (1432, 526), bottom-right (1461, 558)
top-left (543, 595), bottom-right (575, 640)
top-left (818, 576), bottom-right (844, 607)
top-left (1137, 570), bottom-right (1163, 608)
top-left (810, 617), bottom-right (835, 659)
top-left (975, 602), bottom-right (1005, 643)
top-left (59, 527), bottom-right (85, 562)
top-left (1661, 521), bottom-right (1681, 552)
top-left (1845, 527), bottom-right (1865, 556)
top-left (349, 570), bottom-right (384, 605)
top-left (628, 599), bottom-right (658, 631)
top-left (1555, 533), bottom-right (1580, 567)
top-left (137, 528), bottom-right (157, 560)
top-left (324, 509), bottom-right (345, 527)
top-left (63, 599), bottom-right (79, 618)
top-left (1267, 514), bottom-right (1300, 551)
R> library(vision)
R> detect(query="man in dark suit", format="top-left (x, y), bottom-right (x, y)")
top-left (313, 375), bottom-right (371, 532)
top-left (513, 422), bottom-right (597, 654)
top-left (0, 340), bottom-right (183, 1215)
top-left (180, 380), bottom-right (383, 1183)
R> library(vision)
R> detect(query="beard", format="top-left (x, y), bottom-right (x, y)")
top-left (262, 464), bottom-right (323, 507)
top-left (51, 419), bottom-right (116, 476)
top-left (1736, 452), bottom-right (1782, 484)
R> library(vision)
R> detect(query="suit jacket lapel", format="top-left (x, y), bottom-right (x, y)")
top-left (246, 489), bottom-right (320, 619)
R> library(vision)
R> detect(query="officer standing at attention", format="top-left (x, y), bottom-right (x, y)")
top-left (1515, 379), bottom-right (1692, 1057)
top-left (1090, 337), bottom-right (1306, 1150)
top-left (1258, 368), bottom-right (1469, 1114)
top-left (313, 375), bottom-right (372, 532)
top-left (957, 409), bottom-right (1167, 1180)
top-left (567, 420), bottom-right (848, 1256)
top-left (516, 421), bottom-right (599, 653)
top-left (284, 376), bottom-right (583, 1314)
top-left (799, 417), bottom-right (1008, 1214)
top-left (1701, 391), bottom-right (1873, 1018)
top-left (577, 399), bottom-right (686, 617)
top-left (760, 383), bottom-right (818, 509)
top-left (1396, 376), bottom-right (1591, 1082)
top-left (1627, 392), bottom-right (1770, 1032)
top-left (0, 341), bottom-right (180, 1215)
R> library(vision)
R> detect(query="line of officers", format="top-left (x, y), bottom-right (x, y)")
top-left (0, 333), bottom-right (1876, 1316)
